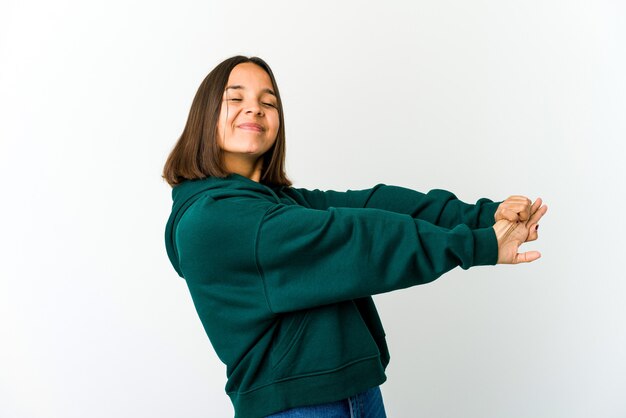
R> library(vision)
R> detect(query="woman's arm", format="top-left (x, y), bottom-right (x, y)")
top-left (285, 184), bottom-right (502, 230)
top-left (177, 196), bottom-right (499, 315)
top-left (254, 200), bottom-right (499, 313)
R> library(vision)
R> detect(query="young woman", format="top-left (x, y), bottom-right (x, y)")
top-left (162, 55), bottom-right (548, 418)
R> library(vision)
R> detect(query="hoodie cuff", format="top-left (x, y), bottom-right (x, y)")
top-left (478, 200), bottom-right (502, 228)
top-left (471, 226), bottom-right (499, 266)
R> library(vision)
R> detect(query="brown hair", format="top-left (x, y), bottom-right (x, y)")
top-left (162, 55), bottom-right (292, 188)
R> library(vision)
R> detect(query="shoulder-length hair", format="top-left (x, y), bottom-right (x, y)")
top-left (162, 55), bottom-right (292, 188)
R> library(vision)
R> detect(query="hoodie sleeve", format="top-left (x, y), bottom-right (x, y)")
top-left (288, 184), bottom-right (501, 230)
top-left (255, 201), bottom-right (498, 314)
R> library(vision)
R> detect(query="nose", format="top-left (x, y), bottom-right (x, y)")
top-left (245, 101), bottom-right (264, 116)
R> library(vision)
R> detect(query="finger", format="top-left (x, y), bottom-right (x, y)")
top-left (519, 197), bottom-right (532, 221)
top-left (526, 223), bottom-right (539, 242)
top-left (528, 202), bottom-right (548, 225)
top-left (520, 205), bottom-right (531, 221)
top-left (502, 208), bottom-right (519, 222)
top-left (506, 199), bottom-right (532, 221)
top-left (514, 250), bottom-right (542, 264)
top-left (507, 203), bottom-right (530, 221)
top-left (529, 198), bottom-right (542, 217)
top-left (507, 195), bottom-right (530, 202)
top-left (527, 198), bottom-right (543, 222)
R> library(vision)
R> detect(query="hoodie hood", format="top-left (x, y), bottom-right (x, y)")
top-left (164, 173), bottom-right (283, 278)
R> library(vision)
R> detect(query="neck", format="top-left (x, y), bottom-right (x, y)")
top-left (223, 153), bottom-right (264, 183)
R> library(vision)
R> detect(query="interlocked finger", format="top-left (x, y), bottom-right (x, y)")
top-left (525, 198), bottom-right (547, 242)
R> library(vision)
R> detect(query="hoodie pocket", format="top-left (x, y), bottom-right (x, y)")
top-left (270, 310), bottom-right (310, 371)
top-left (269, 301), bottom-right (382, 380)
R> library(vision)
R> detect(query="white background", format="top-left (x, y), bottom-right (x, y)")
top-left (1, 1), bottom-right (625, 417)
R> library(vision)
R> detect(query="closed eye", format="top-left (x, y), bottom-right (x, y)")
top-left (226, 98), bottom-right (276, 108)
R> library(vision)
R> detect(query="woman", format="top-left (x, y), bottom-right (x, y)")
top-left (162, 55), bottom-right (548, 418)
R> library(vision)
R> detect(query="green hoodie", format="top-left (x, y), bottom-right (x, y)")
top-left (164, 173), bottom-right (501, 418)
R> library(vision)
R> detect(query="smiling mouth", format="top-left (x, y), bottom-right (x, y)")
top-left (238, 125), bottom-right (264, 132)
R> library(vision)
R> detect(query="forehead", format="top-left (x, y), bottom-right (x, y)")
top-left (226, 63), bottom-right (273, 88)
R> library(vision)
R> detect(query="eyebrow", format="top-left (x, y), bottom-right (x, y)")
top-left (224, 85), bottom-right (276, 96)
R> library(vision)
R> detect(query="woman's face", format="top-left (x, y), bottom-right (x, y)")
top-left (216, 63), bottom-right (280, 170)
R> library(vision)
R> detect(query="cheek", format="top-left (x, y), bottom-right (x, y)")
top-left (270, 115), bottom-right (280, 135)
top-left (218, 102), bottom-right (235, 123)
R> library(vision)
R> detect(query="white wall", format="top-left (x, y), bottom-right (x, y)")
top-left (1, 1), bottom-right (624, 417)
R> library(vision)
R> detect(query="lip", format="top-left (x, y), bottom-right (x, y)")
top-left (237, 123), bottom-right (264, 132)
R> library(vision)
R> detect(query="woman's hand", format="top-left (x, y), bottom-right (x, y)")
top-left (494, 195), bottom-right (533, 223)
top-left (493, 198), bottom-right (548, 264)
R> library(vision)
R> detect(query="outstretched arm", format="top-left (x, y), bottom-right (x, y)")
top-left (285, 183), bottom-right (502, 230)
top-left (177, 195), bottom-right (499, 315)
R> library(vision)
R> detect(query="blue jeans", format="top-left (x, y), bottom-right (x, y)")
top-left (264, 386), bottom-right (387, 418)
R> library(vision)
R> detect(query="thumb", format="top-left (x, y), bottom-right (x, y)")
top-left (513, 251), bottom-right (542, 264)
